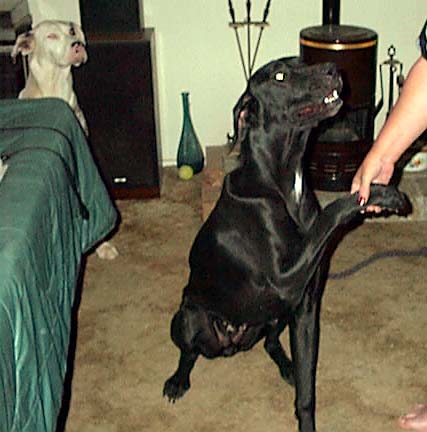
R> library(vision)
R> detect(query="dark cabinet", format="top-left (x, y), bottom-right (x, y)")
top-left (73, 29), bottom-right (162, 199)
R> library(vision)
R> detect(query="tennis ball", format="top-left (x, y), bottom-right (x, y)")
top-left (178, 165), bottom-right (194, 180)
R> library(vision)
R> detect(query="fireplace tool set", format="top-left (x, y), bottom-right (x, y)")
top-left (227, 0), bottom-right (272, 82)
top-left (379, 45), bottom-right (404, 118)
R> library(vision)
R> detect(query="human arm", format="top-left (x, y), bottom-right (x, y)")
top-left (351, 55), bottom-right (427, 204)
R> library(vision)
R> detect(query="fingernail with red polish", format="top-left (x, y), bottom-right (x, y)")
top-left (358, 195), bottom-right (366, 206)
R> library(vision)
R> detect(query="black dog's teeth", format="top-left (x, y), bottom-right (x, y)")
top-left (324, 90), bottom-right (339, 104)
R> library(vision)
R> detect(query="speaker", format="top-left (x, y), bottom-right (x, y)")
top-left (0, 51), bottom-right (25, 99)
top-left (73, 29), bottom-right (162, 199)
top-left (79, 0), bottom-right (144, 33)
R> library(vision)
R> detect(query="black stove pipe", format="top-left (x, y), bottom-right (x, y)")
top-left (323, 0), bottom-right (340, 25)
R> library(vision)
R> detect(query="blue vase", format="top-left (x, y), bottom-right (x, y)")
top-left (177, 92), bottom-right (204, 174)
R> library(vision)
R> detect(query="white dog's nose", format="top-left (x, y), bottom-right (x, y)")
top-left (72, 41), bottom-right (85, 48)
top-left (70, 40), bottom-right (88, 65)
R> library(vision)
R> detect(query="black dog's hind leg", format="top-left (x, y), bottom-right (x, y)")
top-left (163, 351), bottom-right (198, 403)
top-left (264, 320), bottom-right (294, 386)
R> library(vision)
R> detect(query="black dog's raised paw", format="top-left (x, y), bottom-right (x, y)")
top-left (163, 375), bottom-right (190, 403)
top-left (366, 185), bottom-right (412, 216)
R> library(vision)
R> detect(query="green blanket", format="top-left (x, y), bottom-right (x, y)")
top-left (0, 98), bottom-right (118, 431)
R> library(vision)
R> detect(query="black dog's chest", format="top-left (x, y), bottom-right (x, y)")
top-left (186, 191), bottom-right (311, 324)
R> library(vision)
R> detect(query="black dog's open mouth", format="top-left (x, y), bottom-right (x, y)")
top-left (296, 88), bottom-right (342, 121)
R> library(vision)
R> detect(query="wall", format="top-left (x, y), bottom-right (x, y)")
top-left (28, 0), bottom-right (80, 24)
top-left (27, 0), bottom-right (426, 165)
top-left (144, 1), bottom-right (320, 164)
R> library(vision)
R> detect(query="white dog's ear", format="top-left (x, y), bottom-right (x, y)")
top-left (11, 31), bottom-right (35, 62)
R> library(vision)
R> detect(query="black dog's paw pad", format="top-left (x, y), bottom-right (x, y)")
top-left (163, 377), bottom-right (190, 403)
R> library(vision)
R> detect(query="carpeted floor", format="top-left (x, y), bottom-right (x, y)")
top-left (62, 167), bottom-right (427, 432)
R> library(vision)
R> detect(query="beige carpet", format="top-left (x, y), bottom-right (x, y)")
top-left (61, 168), bottom-right (427, 432)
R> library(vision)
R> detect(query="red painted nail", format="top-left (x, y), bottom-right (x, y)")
top-left (358, 195), bottom-right (366, 206)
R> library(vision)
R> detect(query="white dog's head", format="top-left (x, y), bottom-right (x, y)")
top-left (11, 20), bottom-right (88, 68)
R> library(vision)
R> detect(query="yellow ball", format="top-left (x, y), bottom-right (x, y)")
top-left (178, 165), bottom-right (194, 180)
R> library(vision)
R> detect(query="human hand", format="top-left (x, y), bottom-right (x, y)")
top-left (351, 152), bottom-right (395, 212)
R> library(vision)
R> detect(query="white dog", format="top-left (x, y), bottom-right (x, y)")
top-left (12, 20), bottom-right (118, 260)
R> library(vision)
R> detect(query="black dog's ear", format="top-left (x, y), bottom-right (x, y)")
top-left (230, 93), bottom-right (259, 154)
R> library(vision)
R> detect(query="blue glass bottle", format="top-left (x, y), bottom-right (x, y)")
top-left (177, 92), bottom-right (204, 174)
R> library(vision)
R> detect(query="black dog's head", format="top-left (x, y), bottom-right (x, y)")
top-left (232, 57), bottom-right (343, 148)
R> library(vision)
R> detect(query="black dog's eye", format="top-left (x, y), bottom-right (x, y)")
top-left (274, 72), bottom-right (287, 82)
top-left (69, 27), bottom-right (76, 36)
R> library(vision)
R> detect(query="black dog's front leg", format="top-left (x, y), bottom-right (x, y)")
top-left (289, 292), bottom-right (321, 432)
top-left (275, 185), bottom-right (410, 304)
top-left (163, 350), bottom-right (198, 403)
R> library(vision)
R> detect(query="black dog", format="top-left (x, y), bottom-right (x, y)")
top-left (164, 58), bottom-right (411, 431)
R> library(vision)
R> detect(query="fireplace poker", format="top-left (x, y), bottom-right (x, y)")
top-left (250, 0), bottom-right (272, 74)
top-left (246, 0), bottom-right (252, 77)
top-left (228, 0), bottom-right (248, 81)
